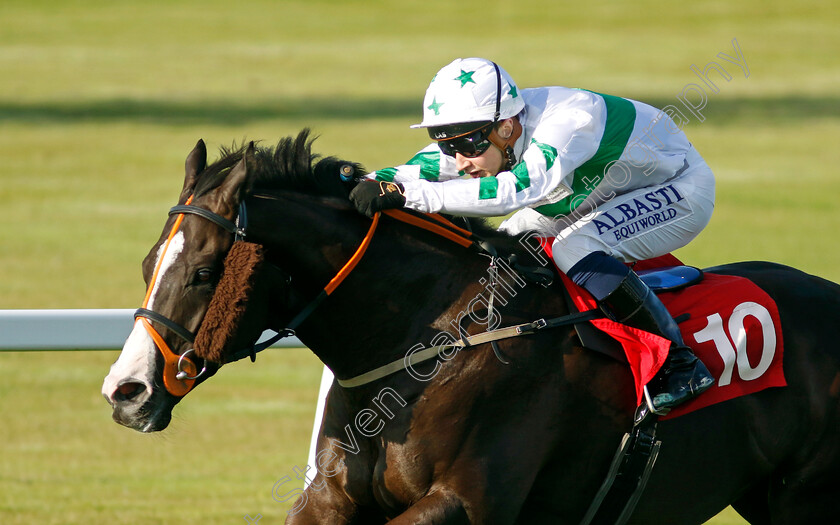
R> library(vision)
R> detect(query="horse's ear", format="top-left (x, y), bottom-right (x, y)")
top-left (180, 139), bottom-right (207, 203)
top-left (219, 141), bottom-right (255, 208)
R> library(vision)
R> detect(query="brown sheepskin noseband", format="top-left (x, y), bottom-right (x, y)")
top-left (194, 241), bottom-right (266, 363)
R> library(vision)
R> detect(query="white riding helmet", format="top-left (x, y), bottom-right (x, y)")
top-left (410, 58), bottom-right (524, 134)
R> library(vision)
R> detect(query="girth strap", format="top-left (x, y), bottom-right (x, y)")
top-left (336, 308), bottom-right (605, 388)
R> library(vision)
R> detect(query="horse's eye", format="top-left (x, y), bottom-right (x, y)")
top-left (195, 268), bottom-right (214, 284)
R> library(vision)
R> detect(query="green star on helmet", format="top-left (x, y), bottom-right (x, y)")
top-left (427, 97), bottom-right (444, 116)
top-left (455, 69), bottom-right (476, 88)
top-left (509, 85), bottom-right (519, 98)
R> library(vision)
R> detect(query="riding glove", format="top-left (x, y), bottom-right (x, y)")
top-left (350, 180), bottom-right (406, 217)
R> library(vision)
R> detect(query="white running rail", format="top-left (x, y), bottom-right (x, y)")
top-left (0, 309), bottom-right (302, 350)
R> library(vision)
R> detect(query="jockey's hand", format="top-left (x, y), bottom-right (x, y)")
top-left (350, 180), bottom-right (406, 217)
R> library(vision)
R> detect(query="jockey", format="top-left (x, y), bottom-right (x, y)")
top-left (349, 57), bottom-right (715, 412)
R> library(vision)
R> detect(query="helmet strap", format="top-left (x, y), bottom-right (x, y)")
top-left (489, 117), bottom-right (523, 171)
top-left (491, 62), bottom-right (502, 122)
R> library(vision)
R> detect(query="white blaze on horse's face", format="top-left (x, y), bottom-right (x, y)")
top-left (144, 231), bottom-right (186, 311)
top-left (101, 232), bottom-right (186, 428)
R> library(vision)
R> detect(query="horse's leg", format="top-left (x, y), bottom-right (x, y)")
top-left (284, 476), bottom-right (362, 525)
top-left (384, 487), bottom-right (469, 525)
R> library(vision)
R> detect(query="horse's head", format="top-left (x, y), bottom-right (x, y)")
top-left (103, 130), bottom-right (364, 432)
top-left (100, 139), bottom-right (237, 430)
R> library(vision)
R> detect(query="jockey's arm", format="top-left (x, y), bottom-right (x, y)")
top-left (357, 99), bottom-right (605, 218)
top-left (366, 144), bottom-right (463, 185)
top-left (395, 115), bottom-right (602, 217)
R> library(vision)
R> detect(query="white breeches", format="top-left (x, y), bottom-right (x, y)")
top-left (500, 147), bottom-right (715, 273)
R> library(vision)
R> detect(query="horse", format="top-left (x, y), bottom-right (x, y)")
top-left (102, 130), bottom-right (840, 524)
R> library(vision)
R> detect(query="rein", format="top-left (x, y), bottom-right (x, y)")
top-left (224, 207), bottom-right (485, 362)
top-left (226, 210), bottom-right (383, 362)
top-left (227, 204), bottom-right (603, 387)
top-left (257, 206), bottom-right (604, 388)
top-left (138, 195), bottom-right (599, 396)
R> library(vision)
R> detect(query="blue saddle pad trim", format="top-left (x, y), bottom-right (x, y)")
top-left (637, 266), bottom-right (703, 293)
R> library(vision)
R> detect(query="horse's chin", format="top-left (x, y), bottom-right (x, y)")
top-left (111, 398), bottom-right (174, 433)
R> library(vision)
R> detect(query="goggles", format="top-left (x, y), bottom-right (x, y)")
top-left (432, 122), bottom-right (496, 158)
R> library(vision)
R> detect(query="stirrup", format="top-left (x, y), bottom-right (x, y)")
top-left (643, 384), bottom-right (671, 416)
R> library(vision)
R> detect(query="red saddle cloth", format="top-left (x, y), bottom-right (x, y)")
top-left (541, 244), bottom-right (786, 419)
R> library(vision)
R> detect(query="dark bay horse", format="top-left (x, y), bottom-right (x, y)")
top-left (102, 130), bottom-right (840, 524)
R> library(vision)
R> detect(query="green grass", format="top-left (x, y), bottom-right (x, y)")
top-left (1, 0), bottom-right (838, 522)
top-left (0, 349), bottom-right (322, 524)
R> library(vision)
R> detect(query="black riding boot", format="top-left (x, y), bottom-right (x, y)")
top-left (599, 271), bottom-right (714, 412)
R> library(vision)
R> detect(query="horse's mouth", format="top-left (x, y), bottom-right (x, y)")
top-left (112, 407), bottom-right (172, 433)
top-left (109, 397), bottom-right (173, 433)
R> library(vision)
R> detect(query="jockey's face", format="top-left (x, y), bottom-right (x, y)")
top-left (454, 144), bottom-right (504, 178)
top-left (453, 118), bottom-right (514, 178)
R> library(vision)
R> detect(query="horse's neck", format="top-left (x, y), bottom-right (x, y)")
top-left (296, 252), bottom-right (482, 380)
top-left (246, 200), bottom-right (449, 378)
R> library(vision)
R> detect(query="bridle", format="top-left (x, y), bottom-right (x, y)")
top-left (134, 195), bottom-right (247, 397)
top-left (134, 193), bottom-right (383, 397)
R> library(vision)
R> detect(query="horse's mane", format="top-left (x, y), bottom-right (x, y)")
top-left (192, 129), bottom-right (358, 200)
top-left (193, 129), bottom-right (531, 255)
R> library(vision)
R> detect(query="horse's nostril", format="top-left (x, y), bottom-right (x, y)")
top-left (114, 381), bottom-right (146, 403)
